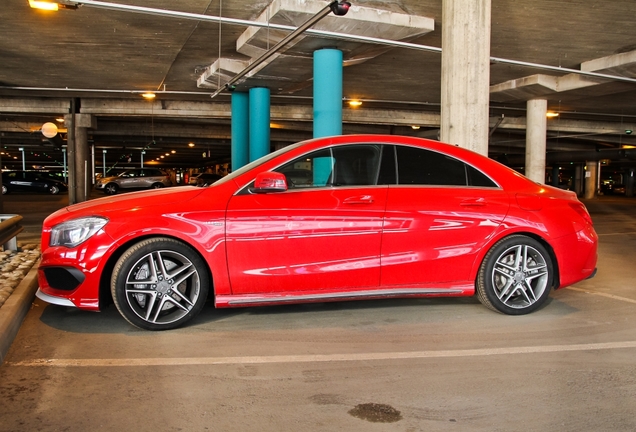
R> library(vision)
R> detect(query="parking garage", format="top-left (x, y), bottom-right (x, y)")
top-left (1, 0), bottom-right (636, 430)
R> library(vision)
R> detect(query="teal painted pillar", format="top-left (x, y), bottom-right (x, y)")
top-left (231, 92), bottom-right (249, 172)
top-left (313, 48), bottom-right (343, 138)
top-left (248, 87), bottom-right (270, 162)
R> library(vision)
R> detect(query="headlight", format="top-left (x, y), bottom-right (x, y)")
top-left (50, 216), bottom-right (109, 248)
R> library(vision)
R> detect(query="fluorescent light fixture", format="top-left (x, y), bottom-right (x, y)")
top-left (28, 0), bottom-right (79, 10)
top-left (546, 112), bottom-right (559, 118)
top-left (141, 92), bottom-right (156, 99)
top-left (411, 125), bottom-right (420, 130)
top-left (348, 100), bottom-right (362, 108)
top-left (29, 0), bottom-right (58, 10)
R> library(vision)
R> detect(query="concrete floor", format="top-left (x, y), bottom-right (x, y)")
top-left (0, 193), bottom-right (635, 431)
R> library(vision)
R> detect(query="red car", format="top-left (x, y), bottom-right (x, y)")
top-left (37, 135), bottom-right (598, 330)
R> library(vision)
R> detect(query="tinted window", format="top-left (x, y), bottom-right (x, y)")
top-left (396, 146), bottom-right (466, 185)
top-left (393, 146), bottom-right (497, 187)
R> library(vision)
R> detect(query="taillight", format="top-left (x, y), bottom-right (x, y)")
top-left (569, 201), bottom-right (593, 226)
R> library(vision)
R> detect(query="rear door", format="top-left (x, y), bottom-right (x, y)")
top-left (380, 145), bottom-right (510, 287)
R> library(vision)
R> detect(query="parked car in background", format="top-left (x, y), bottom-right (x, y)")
top-left (193, 172), bottom-right (223, 187)
top-left (1, 170), bottom-right (67, 195)
top-left (94, 168), bottom-right (172, 194)
top-left (37, 135), bottom-right (597, 330)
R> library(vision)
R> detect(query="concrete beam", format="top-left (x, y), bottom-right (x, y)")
top-left (0, 97), bottom-right (70, 113)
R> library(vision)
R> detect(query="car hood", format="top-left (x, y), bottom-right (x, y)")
top-left (46, 187), bottom-right (205, 223)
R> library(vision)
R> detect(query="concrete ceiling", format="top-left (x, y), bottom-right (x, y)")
top-left (2, 0), bottom-right (636, 172)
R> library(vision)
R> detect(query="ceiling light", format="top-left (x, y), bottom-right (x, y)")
top-left (348, 100), bottom-right (362, 108)
top-left (55, 117), bottom-right (65, 123)
top-left (171, 150), bottom-right (176, 154)
top-left (188, 142), bottom-right (195, 147)
top-left (411, 125), bottom-right (420, 130)
top-left (141, 92), bottom-right (156, 99)
top-left (29, 1), bottom-right (58, 11)
top-left (546, 112), bottom-right (559, 118)
top-left (28, 0), bottom-right (79, 10)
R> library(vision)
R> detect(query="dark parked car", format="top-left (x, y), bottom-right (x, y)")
top-left (1, 170), bottom-right (67, 195)
top-left (94, 168), bottom-right (172, 194)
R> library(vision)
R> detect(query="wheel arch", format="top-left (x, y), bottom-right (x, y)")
top-left (98, 233), bottom-right (214, 310)
top-left (474, 231), bottom-right (561, 290)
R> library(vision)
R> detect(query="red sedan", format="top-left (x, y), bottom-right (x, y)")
top-left (37, 135), bottom-right (598, 330)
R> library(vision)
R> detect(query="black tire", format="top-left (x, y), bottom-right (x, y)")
top-left (1, 185), bottom-right (7, 195)
top-left (49, 185), bottom-right (60, 195)
top-left (105, 183), bottom-right (119, 195)
top-left (150, 183), bottom-right (164, 189)
top-left (477, 235), bottom-right (553, 315)
top-left (111, 237), bottom-right (210, 330)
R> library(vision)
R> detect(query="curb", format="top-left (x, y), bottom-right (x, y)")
top-left (0, 259), bottom-right (40, 365)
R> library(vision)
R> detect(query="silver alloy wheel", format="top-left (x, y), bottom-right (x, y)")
top-left (49, 185), bottom-right (60, 195)
top-left (490, 244), bottom-right (549, 309)
top-left (1, 185), bottom-right (6, 195)
top-left (477, 235), bottom-right (553, 315)
top-left (124, 249), bottom-right (202, 326)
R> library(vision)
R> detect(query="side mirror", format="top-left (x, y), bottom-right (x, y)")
top-left (252, 171), bottom-right (288, 193)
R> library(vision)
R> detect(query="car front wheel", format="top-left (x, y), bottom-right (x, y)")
top-left (477, 235), bottom-right (553, 315)
top-left (111, 237), bottom-right (210, 330)
top-left (49, 185), bottom-right (60, 195)
top-left (150, 183), bottom-right (164, 189)
top-left (1, 185), bottom-right (7, 195)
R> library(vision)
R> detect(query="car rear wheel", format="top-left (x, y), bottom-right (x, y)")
top-left (111, 237), bottom-right (210, 330)
top-left (477, 235), bottom-right (553, 315)
top-left (49, 185), bottom-right (60, 195)
top-left (1, 185), bottom-right (7, 195)
top-left (150, 183), bottom-right (164, 189)
top-left (104, 183), bottom-right (118, 194)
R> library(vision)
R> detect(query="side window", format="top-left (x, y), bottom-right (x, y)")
top-left (276, 144), bottom-right (382, 189)
top-left (394, 145), bottom-right (497, 187)
top-left (467, 165), bottom-right (497, 187)
top-left (396, 146), bottom-right (466, 185)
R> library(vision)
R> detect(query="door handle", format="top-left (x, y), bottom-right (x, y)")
top-left (460, 197), bottom-right (486, 206)
top-left (344, 195), bottom-right (374, 205)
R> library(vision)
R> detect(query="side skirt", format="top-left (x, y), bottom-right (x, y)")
top-left (215, 287), bottom-right (473, 308)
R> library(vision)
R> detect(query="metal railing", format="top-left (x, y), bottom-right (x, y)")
top-left (0, 215), bottom-right (24, 251)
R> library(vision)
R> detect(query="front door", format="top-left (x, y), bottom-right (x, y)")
top-left (225, 144), bottom-right (388, 295)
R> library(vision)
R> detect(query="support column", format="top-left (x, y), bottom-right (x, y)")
top-left (627, 167), bottom-right (635, 197)
top-left (248, 87), bottom-right (270, 162)
top-left (526, 99), bottom-right (548, 184)
top-left (313, 48), bottom-right (343, 138)
top-left (68, 113), bottom-right (95, 203)
top-left (231, 92), bottom-right (249, 171)
top-left (440, 0), bottom-right (491, 155)
top-left (584, 161), bottom-right (597, 199)
top-left (552, 165), bottom-right (560, 187)
top-left (574, 164), bottom-right (583, 196)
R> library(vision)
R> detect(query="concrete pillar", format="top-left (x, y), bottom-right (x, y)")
top-left (248, 87), bottom-right (270, 162)
top-left (552, 165), bottom-right (560, 187)
top-left (574, 164), bottom-right (583, 196)
top-left (231, 92), bottom-right (249, 171)
top-left (313, 48), bottom-right (343, 138)
top-left (75, 125), bottom-right (89, 203)
top-left (584, 161), bottom-right (597, 199)
top-left (526, 99), bottom-right (548, 184)
top-left (627, 167), bottom-right (635, 197)
top-left (65, 113), bottom-right (95, 203)
top-left (440, 0), bottom-right (491, 155)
